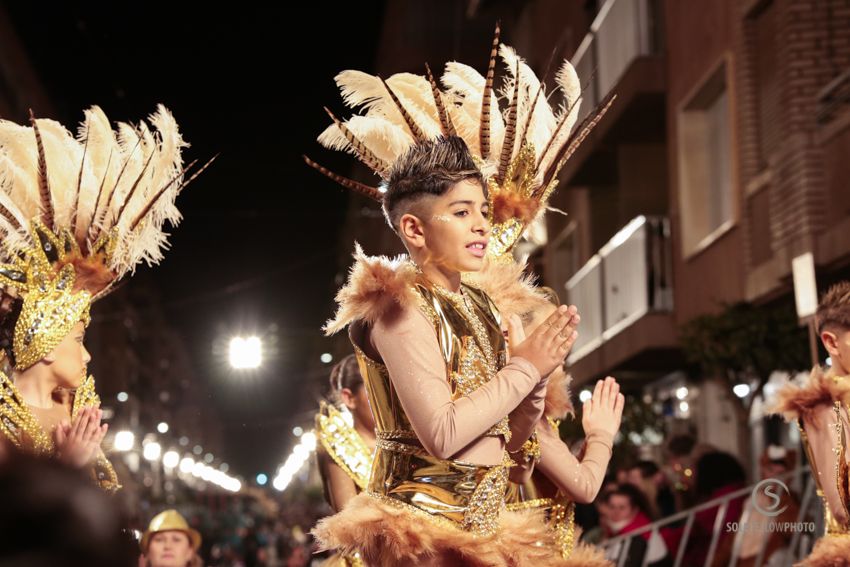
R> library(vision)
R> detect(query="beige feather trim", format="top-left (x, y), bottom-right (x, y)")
top-left (313, 491), bottom-right (611, 566)
top-left (324, 244), bottom-right (419, 336)
top-left (771, 366), bottom-right (850, 422)
top-left (463, 257), bottom-right (548, 321)
top-left (798, 534), bottom-right (850, 566)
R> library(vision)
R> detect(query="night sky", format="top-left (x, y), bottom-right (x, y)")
top-left (3, 2), bottom-right (386, 476)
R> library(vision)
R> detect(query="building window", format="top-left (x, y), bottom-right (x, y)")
top-left (751, 0), bottom-right (780, 170)
top-left (677, 61), bottom-right (735, 257)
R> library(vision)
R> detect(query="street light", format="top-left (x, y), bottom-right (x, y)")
top-left (157, 422), bottom-right (169, 434)
top-left (301, 431), bottom-right (317, 451)
top-left (114, 430), bottom-right (135, 452)
top-left (163, 450), bottom-right (180, 468)
top-left (143, 441), bottom-right (162, 462)
top-left (733, 384), bottom-right (751, 398)
top-left (179, 457), bottom-right (195, 474)
top-left (229, 336), bottom-right (262, 369)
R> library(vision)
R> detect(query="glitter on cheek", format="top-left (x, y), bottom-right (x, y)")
top-left (432, 214), bottom-right (452, 223)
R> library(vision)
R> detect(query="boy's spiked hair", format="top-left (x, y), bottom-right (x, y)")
top-left (381, 136), bottom-right (484, 230)
top-left (817, 281), bottom-right (850, 334)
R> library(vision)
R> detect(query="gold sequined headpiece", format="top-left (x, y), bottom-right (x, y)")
top-left (0, 106), bottom-right (213, 369)
top-left (305, 24), bottom-right (613, 261)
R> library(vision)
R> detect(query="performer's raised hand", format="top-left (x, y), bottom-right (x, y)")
top-left (582, 376), bottom-right (625, 438)
top-left (55, 407), bottom-right (108, 469)
top-left (510, 304), bottom-right (580, 377)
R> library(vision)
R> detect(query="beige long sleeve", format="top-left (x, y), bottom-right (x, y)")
top-left (506, 373), bottom-right (548, 454)
top-left (370, 303), bottom-right (542, 464)
top-left (535, 420), bottom-right (614, 504)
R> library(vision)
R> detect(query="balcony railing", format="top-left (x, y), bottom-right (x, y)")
top-left (572, 0), bottom-right (660, 120)
top-left (565, 216), bottom-right (673, 364)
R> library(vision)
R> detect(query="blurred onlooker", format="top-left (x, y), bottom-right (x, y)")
top-left (603, 483), bottom-right (671, 567)
top-left (140, 509), bottom-right (203, 567)
top-left (725, 445), bottom-right (800, 567)
top-left (684, 451), bottom-right (747, 567)
top-left (625, 460), bottom-right (682, 555)
top-left (579, 476), bottom-right (618, 544)
top-left (625, 460), bottom-right (677, 519)
top-left (0, 454), bottom-right (136, 567)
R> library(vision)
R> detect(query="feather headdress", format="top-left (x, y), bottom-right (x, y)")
top-left (305, 24), bottom-right (614, 261)
top-left (0, 105), bottom-right (213, 369)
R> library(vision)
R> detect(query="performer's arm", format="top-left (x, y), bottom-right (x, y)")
top-left (536, 420), bottom-right (613, 503)
top-left (317, 448), bottom-right (358, 512)
top-left (537, 377), bottom-right (623, 503)
top-left (371, 304), bottom-right (542, 460)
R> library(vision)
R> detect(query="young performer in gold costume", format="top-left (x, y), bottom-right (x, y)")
top-left (0, 105), bottom-right (209, 492)
top-left (307, 25), bottom-right (614, 567)
top-left (774, 282), bottom-right (850, 565)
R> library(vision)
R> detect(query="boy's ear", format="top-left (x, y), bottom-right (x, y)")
top-left (399, 213), bottom-right (426, 249)
top-left (821, 330), bottom-right (840, 357)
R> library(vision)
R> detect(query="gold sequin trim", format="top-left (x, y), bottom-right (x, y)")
top-left (72, 374), bottom-right (122, 493)
top-left (316, 402), bottom-right (373, 490)
top-left (429, 284), bottom-right (511, 442)
top-left (375, 438), bottom-right (423, 455)
top-left (461, 452), bottom-right (513, 535)
top-left (0, 370), bottom-right (53, 455)
top-left (505, 497), bottom-right (554, 512)
top-left (375, 429), bottom-right (418, 441)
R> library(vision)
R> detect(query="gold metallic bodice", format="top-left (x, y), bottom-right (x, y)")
top-left (349, 280), bottom-right (511, 535)
top-left (416, 281), bottom-right (510, 440)
top-left (0, 371), bottom-right (120, 493)
top-left (799, 396), bottom-right (850, 536)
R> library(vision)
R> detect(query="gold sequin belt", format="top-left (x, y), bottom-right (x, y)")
top-left (367, 438), bottom-right (510, 535)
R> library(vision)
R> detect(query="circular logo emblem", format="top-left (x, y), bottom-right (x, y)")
top-left (752, 478), bottom-right (790, 517)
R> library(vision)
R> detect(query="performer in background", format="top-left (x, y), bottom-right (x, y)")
top-left (315, 354), bottom-right (376, 566)
top-left (0, 105), bottom-right (210, 492)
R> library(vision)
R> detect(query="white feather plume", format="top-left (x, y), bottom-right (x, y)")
top-left (0, 106), bottom-right (190, 283)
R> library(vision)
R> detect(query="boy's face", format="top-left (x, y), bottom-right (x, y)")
top-left (400, 178), bottom-right (490, 274)
top-left (822, 326), bottom-right (850, 375)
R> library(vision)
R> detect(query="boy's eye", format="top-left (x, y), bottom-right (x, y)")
top-left (454, 210), bottom-right (469, 217)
